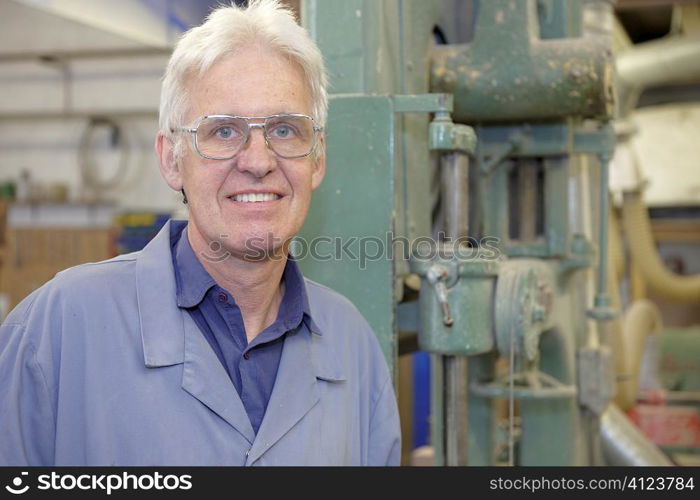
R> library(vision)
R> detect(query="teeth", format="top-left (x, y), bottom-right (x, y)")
top-left (231, 193), bottom-right (280, 202)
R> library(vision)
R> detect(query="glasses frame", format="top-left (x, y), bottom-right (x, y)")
top-left (171, 113), bottom-right (323, 160)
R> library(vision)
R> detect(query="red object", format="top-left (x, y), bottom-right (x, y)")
top-left (627, 404), bottom-right (700, 447)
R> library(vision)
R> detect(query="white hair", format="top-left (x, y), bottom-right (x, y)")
top-left (159, 0), bottom-right (328, 158)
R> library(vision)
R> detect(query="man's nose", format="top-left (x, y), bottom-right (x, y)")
top-left (235, 126), bottom-right (276, 177)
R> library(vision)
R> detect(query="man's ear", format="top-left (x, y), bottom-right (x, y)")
top-left (155, 131), bottom-right (183, 191)
top-left (311, 134), bottom-right (326, 191)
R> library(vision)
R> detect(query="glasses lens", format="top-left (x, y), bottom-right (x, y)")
top-left (196, 116), bottom-right (248, 159)
top-left (265, 115), bottom-right (315, 158)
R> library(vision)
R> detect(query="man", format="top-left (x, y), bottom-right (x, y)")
top-left (0, 0), bottom-right (400, 466)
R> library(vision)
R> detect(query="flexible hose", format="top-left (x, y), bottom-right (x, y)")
top-left (630, 259), bottom-right (647, 301)
top-left (78, 117), bottom-right (130, 194)
top-left (622, 191), bottom-right (700, 302)
top-left (608, 209), bottom-right (659, 410)
top-left (615, 300), bottom-right (662, 410)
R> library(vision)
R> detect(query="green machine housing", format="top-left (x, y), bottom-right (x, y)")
top-left (297, 0), bottom-right (667, 466)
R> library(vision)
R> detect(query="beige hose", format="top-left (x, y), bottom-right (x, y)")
top-left (608, 208), bottom-right (660, 409)
top-left (622, 191), bottom-right (700, 302)
top-left (615, 299), bottom-right (662, 410)
top-left (630, 260), bottom-right (647, 301)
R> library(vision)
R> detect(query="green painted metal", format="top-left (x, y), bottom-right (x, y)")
top-left (508, 221), bottom-right (605, 464)
top-left (536, 0), bottom-right (583, 39)
top-left (479, 141), bottom-right (572, 259)
top-left (429, 120), bottom-right (477, 154)
top-left (302, 0), bottom-right (618, 467)
top-left (433, 1), bottom-right (615, 465)
top-left (659, 328), bottom-right (700, 391)
top-left (302, 0), bottom-right (443, 377)
top-left (303, 0), bottom-right (397, 94)
top-left (392, 93), bottom-right (452, 114)
top-left (471, 373), bottom-right (576, 399)
top-left (296, 91), bottom-right (456, 376)
top-left (467, 353), bottom-right (500, 465)
top-left (304, 0), bottom-right (441, 250)
top-left (476, 122), bottom-right (616, 159)
top-left (411, 255), bottom-right (499, 355)
top-left (430, 0), bottom-right (614, 122)
top-left (296, 95), bottom-right (396, 374)
top-left (519, 277), bottom-right (588, 466)
top-left (544, 157), bottom-right (571, 257)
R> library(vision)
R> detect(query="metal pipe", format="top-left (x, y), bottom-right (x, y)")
top-left (444, 356), bottom-right (469, 466)
top-left (441, 153), bottom-right (469, 239)
top-left (518, 161), bottom-right (538, 242)
top-left (441, 150), bottom-right (470, 466)
top-left (594, 154), bottom-right (612, 307)
top-left (600, 404), bottom-right (673, 466)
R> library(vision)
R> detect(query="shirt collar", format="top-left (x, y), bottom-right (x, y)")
top-left (171, 222), bottom-right (320, 334)
top-left (172, 224), bottom-right (217, 308)
top-left (281, 254), bottom-right (321, 335)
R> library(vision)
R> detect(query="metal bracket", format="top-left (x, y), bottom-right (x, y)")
top-left (471, 370), bottom-right (576, 400)
top-left (429, 121), bottom-right (477, 154)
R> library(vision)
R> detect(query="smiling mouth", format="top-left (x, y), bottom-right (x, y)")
top-left (229, 193), bottom-right (281, 203)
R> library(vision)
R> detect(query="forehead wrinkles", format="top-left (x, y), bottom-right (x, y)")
top-left (185, 48), bottom-right (312, 122)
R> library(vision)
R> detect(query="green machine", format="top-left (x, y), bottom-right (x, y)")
top-left (297, 0), bottom-right (671, 466)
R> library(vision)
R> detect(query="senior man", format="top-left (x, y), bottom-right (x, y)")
top-left (0, 0), bottom-right (400, 466)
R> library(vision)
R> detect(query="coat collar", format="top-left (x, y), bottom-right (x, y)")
top-left (136, 220), bottom-right (186, 368)
top-left (135, 220), bottom-right (346, 450)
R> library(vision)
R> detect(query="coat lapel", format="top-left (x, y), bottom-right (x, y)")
top-left (180, 313), bottom-right (256, 444)
top-left (246, 327), bottom-right (320, 463)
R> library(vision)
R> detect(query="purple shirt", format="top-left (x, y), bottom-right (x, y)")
top-left (171, 222), bottom-right (315, 434)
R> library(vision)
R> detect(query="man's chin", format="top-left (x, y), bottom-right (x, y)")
top-left (234, 235), bottom-right (291, 263)
top-left (239, 245), bottom-right (287, 263)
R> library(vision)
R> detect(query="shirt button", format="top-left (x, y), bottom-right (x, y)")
top-left (218, 293), bottom-right (227, 302)
top-left (243, 352), bottom-right (250, 360)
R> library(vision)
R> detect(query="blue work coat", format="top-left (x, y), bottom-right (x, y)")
top-left (0, 221), bottom-right (401, 465)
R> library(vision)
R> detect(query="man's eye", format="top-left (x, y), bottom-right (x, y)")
top-left (215, 127), bottom-right (235, 139)
top-left (269, 124), bottom-right (296, 139)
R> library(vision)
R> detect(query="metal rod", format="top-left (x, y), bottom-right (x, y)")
top-left (518, 161), bottom-right (538, 242)
top-left (596, 154), bottom-right (611, 301)
top-left (442, 153), bottom-right (469, 239)
top-left (441, 151), bottom-right (470, 466)
top-left (444, 355), bottom-right (469, 466)
top-left (508, 326), bottom-right (515, 466)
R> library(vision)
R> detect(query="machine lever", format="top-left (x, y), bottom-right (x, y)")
top-left (427, 265), bottom-right (454, 327)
